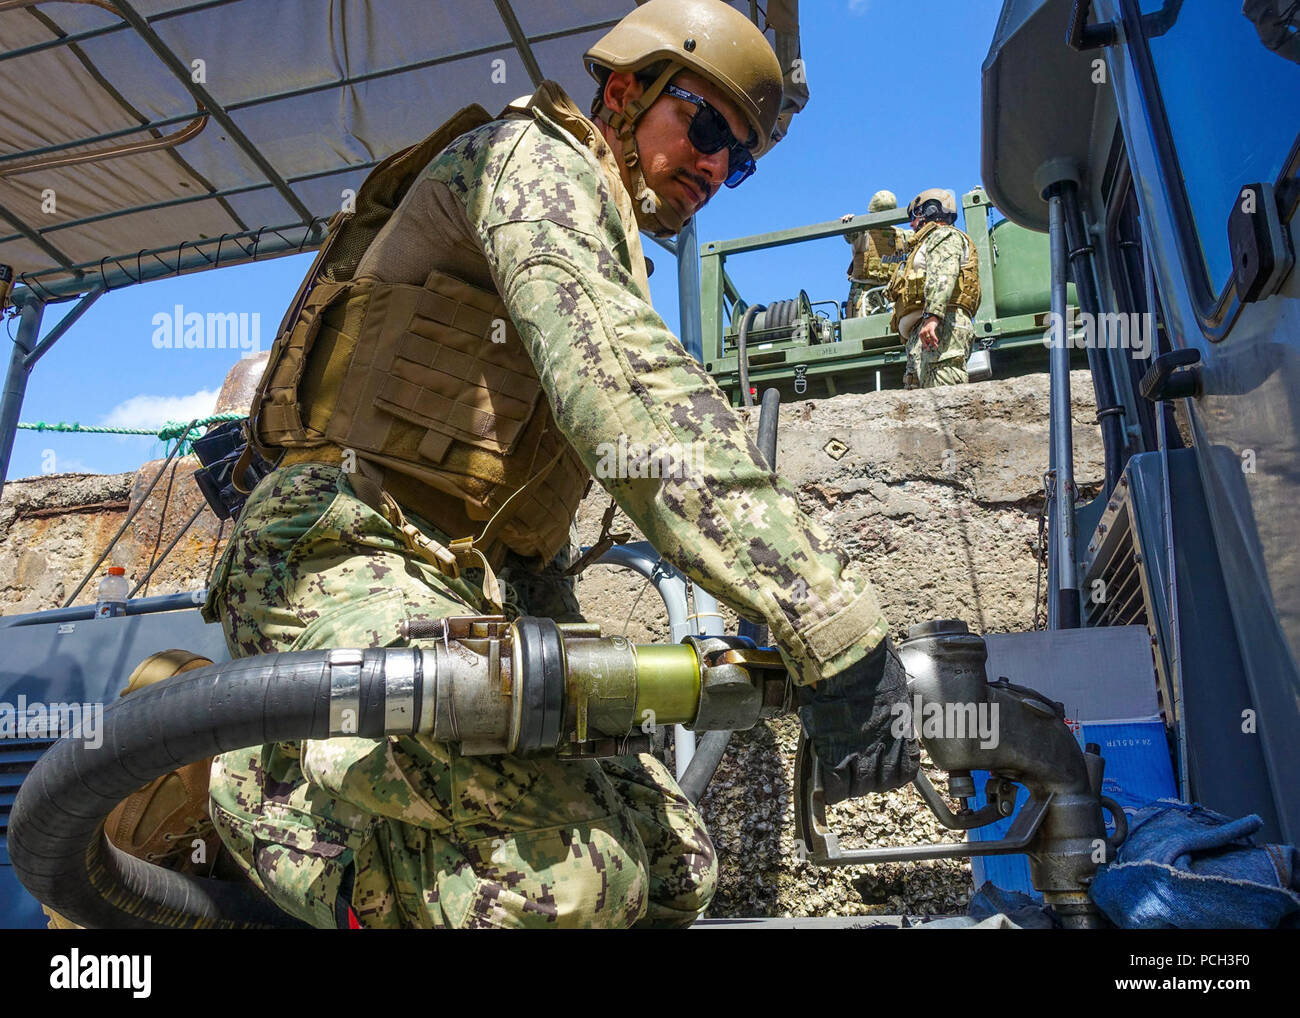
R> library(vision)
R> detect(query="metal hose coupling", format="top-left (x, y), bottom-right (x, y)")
top-left (382, 616), bottom-right (785, 757)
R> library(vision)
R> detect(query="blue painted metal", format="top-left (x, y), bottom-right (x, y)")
top-left (0, 607), bottom-right (231, 928)
top-left (0, 591), bottom-right (209, 628)
top-left (986, 0), bottom-right (1300, 842)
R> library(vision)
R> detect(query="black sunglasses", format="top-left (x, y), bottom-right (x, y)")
top-left (662, 83), bottom-right (757, 188)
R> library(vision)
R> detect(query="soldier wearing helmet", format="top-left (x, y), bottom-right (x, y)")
top-left (203, 0), bottom-right (915, 930)
top-left (840, 189), bottom-right (912, 318)
top-left (885, 188), bottom-right (983, 387)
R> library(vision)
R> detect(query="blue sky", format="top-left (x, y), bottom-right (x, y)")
top-left (7, 0), bottom-right (1002, 479)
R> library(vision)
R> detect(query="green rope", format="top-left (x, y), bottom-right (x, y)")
top-left (18, 421), bottom-right (156, 436)
top-left (17, 413), bottom-right (244, 453)
top-left (155, 414), bottom-right (243, 441)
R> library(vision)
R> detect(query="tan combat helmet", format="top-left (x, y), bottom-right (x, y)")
top-left (907, 188), bottom-right (959, 224)
top-left (585, 0), bottom-right (785, 234)
top-left (868, 190), bottom-right (897, 212)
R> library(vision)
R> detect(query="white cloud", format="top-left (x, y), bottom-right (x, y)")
top-left (100, 388), bottom-right (220, 431)
top-left (848, 0), bottom-right (872, 12)
top-left (50, 458), bottom-right (95, 474)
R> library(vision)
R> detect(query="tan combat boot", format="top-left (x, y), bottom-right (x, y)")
top-left (43, 649), bottom-right (222, 929)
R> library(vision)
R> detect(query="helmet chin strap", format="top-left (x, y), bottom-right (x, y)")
top-left (596, 63), bottom-right (691, 238)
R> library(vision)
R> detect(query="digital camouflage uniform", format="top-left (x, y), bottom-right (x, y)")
top-left (902, 225), bottom-right (979, 388)
top-left (206, 463), bottom-right (709, 928)
top-left (204, 85), bottom-right (889, 928)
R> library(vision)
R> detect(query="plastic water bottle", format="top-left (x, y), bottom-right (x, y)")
top-left (95, 566), bottom-right (128, 618)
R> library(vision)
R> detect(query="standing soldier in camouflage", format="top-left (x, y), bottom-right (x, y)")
top-left (886, 188), bottom-right (982, 387)
top-left (840, 189), bottom-right (911, 318)
top-left (202, 0), bottom-right (918, 930)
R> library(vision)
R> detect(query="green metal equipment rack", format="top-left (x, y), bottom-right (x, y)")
top-left (701, 187), bottom-right (1082, 404)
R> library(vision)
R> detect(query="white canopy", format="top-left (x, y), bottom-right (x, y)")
top-left (0, 0), bottom-right (806, 301)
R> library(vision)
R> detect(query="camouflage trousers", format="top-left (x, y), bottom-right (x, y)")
top-left (201, 463), bottom-right (717, 928)
top-left (911, 309), bottom-right (974, 389)
top-left (919, 361), bottom-right (969, 387)
top-left (903, 332), bottom-right (920, 390)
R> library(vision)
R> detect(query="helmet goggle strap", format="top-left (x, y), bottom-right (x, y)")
top-left (595, 62), bottom-right (690, 237)
top-left (597, 61), bottom-right (679, 147)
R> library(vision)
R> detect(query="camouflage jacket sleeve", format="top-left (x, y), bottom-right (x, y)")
top-left (428, 117), bottom-right (889, 686)
top-left (922, 228), bottom-right (967, 318)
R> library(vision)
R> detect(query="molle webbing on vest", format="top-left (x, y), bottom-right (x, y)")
top-left (250, 102), bottom-right (497, 454)
top-left (246, 97), bottom-right (591, 562)
top-left (855, 228), bottom-right (907, 285)
top-left (886, 221), bottom-right (981, 332)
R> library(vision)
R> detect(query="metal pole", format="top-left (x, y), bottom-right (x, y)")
top-left (1059, 182), bottom-right (1125, 499)
top-left (592, 541), bottom-right (723, 780)
top-left (1048, 190), bottom-right (1080, 629)
top-left (676, 216), bottom-right (704, 363)
top-left (491, 0), bottom-right (546, 88)
top-left (23, 286), bottom-right (102, 368)
top-left (0, 297), bottom-right (44, 489)
top-left (1146, 250), bottom-right (1189, 799)
top-left (676, 586), bottom-right (725, 779)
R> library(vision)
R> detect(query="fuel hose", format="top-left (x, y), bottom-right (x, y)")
top-left (10, 618), bottom-right (714, 928)
top-left (8, 648), bottom-right (430, 928)
top-left (736, 303), bottom-right (766, 408)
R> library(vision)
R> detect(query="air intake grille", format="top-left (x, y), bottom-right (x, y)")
top-left (1084, 504), bottom-right (1150, 629)
top-left (1081, 481), bottom-right (1172, 723)
top-left (0, 739), bottom-right (54, 865)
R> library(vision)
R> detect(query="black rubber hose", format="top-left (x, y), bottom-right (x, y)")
top-left (9, 648), bottom-right (416, 929)
top-left (737, 303), bottom-right (765, 408)
top-left (682, 388), bottom-right (781, 805)
top-left (737, 386), bottom-right (781, 650)
top-left (755, 385), bottom-right (781, 468)
top-left (680, 730), bottom-right (731, 804)
top-left (1059, 181), bottom-right (1125, 500)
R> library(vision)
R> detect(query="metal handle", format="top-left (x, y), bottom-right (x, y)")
top-left (1140, 348), bottom-right (1202, 401)
top-left (792, 730), bottom-right (1052, 867)
top-left (1100, 795), bottom-right (1129, 856)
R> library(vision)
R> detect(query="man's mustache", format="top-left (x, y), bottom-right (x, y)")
top-left (678, 171), bottom-right (714, 207)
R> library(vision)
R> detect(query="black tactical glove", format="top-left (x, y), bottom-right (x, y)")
top-left (795, 638), bottom-right (920, 804)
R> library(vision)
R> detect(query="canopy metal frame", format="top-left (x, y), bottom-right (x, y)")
top-left (3, 0), bottom-right (623, 305)
top-left (0, 1), bottom-right (690, 489)
top-left (0, 0), bottom-right (808, 486)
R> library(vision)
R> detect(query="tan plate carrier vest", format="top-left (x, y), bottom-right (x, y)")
top-left (245, 95), bottom-right (592, 585)
top-left (852, 227), bottom-right (909, 287)
top-left (886, 221), bottom-right (982, 333)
